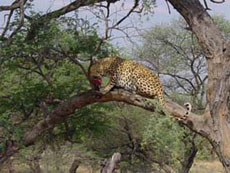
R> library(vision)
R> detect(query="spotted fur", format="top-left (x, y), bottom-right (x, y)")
top-left (184, 102), bottom-right (192, 115)
top-left (90, 57), bottom-right (165, 106)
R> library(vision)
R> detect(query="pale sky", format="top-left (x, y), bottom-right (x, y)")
top-left (0, 0), bottom-right (230, 49)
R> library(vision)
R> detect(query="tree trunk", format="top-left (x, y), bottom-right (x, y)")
top-left (168, 0), bottom-right (230, 172)
top-left (180, 136), bottom-right (198, 173)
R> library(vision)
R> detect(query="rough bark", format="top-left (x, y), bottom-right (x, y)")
top-left (22, 89), bottom-right (204, 147)
top-left (168, 0), bottom-right (230, 172)
top-left (22, 89), bottom-right (158, 146)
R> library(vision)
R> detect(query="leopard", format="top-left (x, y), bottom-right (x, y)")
top-left (89, 57), bottom-right (165, 106)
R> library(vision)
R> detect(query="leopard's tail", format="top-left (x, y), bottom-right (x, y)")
top-left (184, 102), bottom-right (192, 115)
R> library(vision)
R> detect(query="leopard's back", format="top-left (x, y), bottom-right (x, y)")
top-left (111, 59), bottom-right (165, 105)
top-left (90, 57), bottom-right (165, 105)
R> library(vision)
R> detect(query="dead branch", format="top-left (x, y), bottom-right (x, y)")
top-left (109, 0), bottom-right (139, 29)
top-left (101, 153), bottom-right (121, 173)
top-left (210, 0), bottom-right (225, 3)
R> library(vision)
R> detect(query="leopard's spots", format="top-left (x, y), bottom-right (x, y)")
top-left (90, 57), bottom-right (165, 106)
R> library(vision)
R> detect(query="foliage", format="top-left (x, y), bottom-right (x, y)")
top-left (143, 114), bottom-right (185, 166)
top-left (1, 2), bottom-right (229, 172)
top-left (79, 104), bottom-right (198, 172)
top-left (0, 14), bottom-right (118, 161)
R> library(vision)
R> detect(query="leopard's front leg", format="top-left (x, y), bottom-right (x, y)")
top-left (100, 76), bottom-right (116, 95)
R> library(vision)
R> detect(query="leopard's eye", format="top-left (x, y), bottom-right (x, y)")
top-left (92, 74), bottom-right (102, 79)
top-left (92, 75), bottom-right (99, 79)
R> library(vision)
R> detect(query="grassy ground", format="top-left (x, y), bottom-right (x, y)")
top-left (54, 161), bottom-right (225, 173)
top-left (190, 160), bottom-right (224, 173)
top-left (1, 160), bottom-right (225, 172)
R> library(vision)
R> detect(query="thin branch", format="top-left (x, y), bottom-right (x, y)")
top-left (203, 0), bottom-right (211, 10)
top-left (41, 0), bottom-right (116, 20)
top-left (161, 72), bottom-right (197, 91)
top-left (69, 56), bottom-right (90, 80)
top-left (210, 0), bottom-right (225, 3)
top-left (190, 58), bottom-right (201, 89)
top-left (109, 0), bottom-right (139, 29)
top-left (106, 2), bottom-right (111, 18)
top-left (54, 46), bottom-right (90, 82)
top-left (174, 76), bottom-right (191, 93)
top-left (165, 0), bottom-right (171, 14)
top-left (9, 0), bottom-right (25, 39)
top-left (1, 10), bottom-right (14, 38)
top-left (22, 89), bottom-right (208, 146)
top-left (31, 57), bottom-right (53, 85)
top-left (160, 39), bottom-right (188, 58)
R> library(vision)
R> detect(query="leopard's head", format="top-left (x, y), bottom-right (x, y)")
top-left (89, 57), bottom-right (115, 78)
top-left (90, 62), bottom-right (104, 79)
top-left (89, 59), bottom-right (107, 88)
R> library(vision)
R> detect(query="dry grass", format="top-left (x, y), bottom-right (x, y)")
top-left (190, 160), bottom-right (224, 173)
top-left (1, 159), bottom-right (225, 173)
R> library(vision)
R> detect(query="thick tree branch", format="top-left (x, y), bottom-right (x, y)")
top-left (42, 0), bottom-right (117, 20)
top-left (22, 89), bottom-right (210, 146)
top-left (101, 153), bottom-right (121, 173)
top-left (0, 89), bottom-right (212, 163)
top-left (109, 0), bottom-right (139, 29)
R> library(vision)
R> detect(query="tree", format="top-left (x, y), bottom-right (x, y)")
top-left (1, 0), bottom-right (230, 172)
top-left (135, 16), bottom-right (230, 172)
top-left (166, 0), bottom-right (230, 172)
